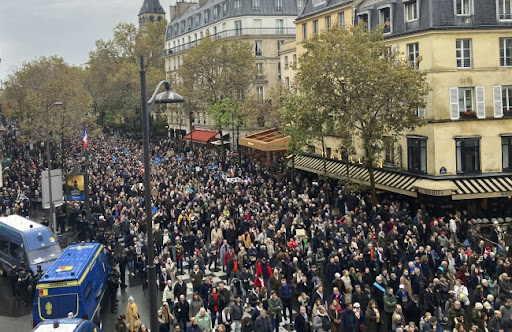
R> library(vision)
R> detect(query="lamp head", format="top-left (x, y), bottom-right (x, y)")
top-left (155, 81), bottom-right (185, 104)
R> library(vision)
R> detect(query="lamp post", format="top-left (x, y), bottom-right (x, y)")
top-left (45, 98), bottom-right (63, 234)
top-left (140, 55), bottom-right (184, 332)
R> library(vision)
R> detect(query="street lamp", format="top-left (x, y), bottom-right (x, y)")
top-left (46, 98), bottom-right (63, 234)
top-left (139, 55), bottom-right (184, 332)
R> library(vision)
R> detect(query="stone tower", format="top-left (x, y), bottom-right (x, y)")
top-left (138, 0), bottom-right (166, 29)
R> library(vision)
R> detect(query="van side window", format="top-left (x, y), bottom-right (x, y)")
top-left (84, 281), bottom-right (93, 302)
top-left (0, 236), bottom-right (9, 255)
top-left (9, 242), bottom-right (22, 261)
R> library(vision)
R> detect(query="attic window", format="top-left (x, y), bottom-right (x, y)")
top-left (235, 0), bottom-right (242, 13)
top-left (312, 0), bottom-right (326, 7)
top-left (223, 2), bottom-right (228, 16)
top-left (196, 14), bottom-right (200, 26)
top-left (204, 10), bottom-right (209, 23)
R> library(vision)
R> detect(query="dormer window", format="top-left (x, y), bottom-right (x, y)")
top-left (312, 0), bottom-right (326, 6)
top-left (213, 6), bottom-right (219, 20)
top-left (223, 2), bottom-right (228, 16)
top-left (234, 0), bottom-right (242, 13)
top-left (252, 0), bottom-right (261, 12)
top-left (358, 13), bottom-right (369, 28)
top-left (196, 14), bottom-right (200, 26)
top-left (379, 7), bottom-right (392, 33)
top-left (187, 18), bottom-right (192, 30)
top-left (498, 0), bottom-right (512, 20)
top-left (204, 10), bottom-right (209, 23)
top-left (181, 21), bottom-right (185, 32)
top-left (404, 1), bottom-right (418, 22)
top-left (275, 0), bottom-right (283, 12)
top-left (455, 0), bottom-right (472, 15)
top-left (297, 0), bottom-right (304, 10)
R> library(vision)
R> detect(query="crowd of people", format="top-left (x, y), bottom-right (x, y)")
top-left (2, 126), bottom-right (512, 332)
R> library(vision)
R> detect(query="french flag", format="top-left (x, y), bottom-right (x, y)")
top-left (82, 126), bottom-right (88, 150)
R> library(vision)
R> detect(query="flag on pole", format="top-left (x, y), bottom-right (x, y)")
top-left (82, 126), bottom-right (88, 149)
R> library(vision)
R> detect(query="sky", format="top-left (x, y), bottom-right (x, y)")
top-left (0, 0), bottom-right (173, 81)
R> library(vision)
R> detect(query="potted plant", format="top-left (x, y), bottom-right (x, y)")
top-left (460, 110), bottom-right (476, 118)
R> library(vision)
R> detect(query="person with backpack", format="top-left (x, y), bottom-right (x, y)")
top-left (278, 279), bottom-right (293, 324)
top-left (313, 305), bottom-right (331, 332)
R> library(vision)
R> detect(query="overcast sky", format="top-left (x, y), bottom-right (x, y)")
top-left (0, 0), bottom-right (173, 81)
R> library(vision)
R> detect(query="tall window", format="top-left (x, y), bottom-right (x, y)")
top-left (256, 63), bottom-right (264, 77)
top-left (384, 138), bottom-right (395, 165)
top-left (455, 0), bottom-right (472, 15)
top-left (379, 7), bottom-right (391, 33)
top-left (255, 40), bottom-right (263, 56)
top-left (325, 16), bottom-right (331, 30)
top-left (503, 86), bottom-right (512, 115)
top-left (277, 62), bottom-right (281, 80)
top-left (407, 137), bottom-right (427, 173)
top-left (302, 23), bottom-right (308, 40)
top-left (458, 88), bottom-right (474, 113)
top-left (456, 138), bottom-right (481, 173)
top-left (313, 20), bottom-right (319, 34)
top-left (456, 39), bottom-right (472, 68)
top-left (499, 0), bottom-right (512, 19)
top-left (252, 0), bottom-right (260, 11)
top-left (284, 56), bottom-right (289, 68)
top-left (277, 40), bottom-right (284, 51)
top-left (235, 20), bottom-right (242, 36)
top-left (407, 43), bottom-right (420, 69)
top-left (276, 19), bottom-right (284, 34)
top-left (234, 0), bottom-right (242, 13)
top-left (213, 6), bottom-right (218, 20)
top-left (293, 54), bottom-right (297, 64)
top-left (454, 0), bottom-right (473, 15)
top-left (503, 136), bottom-right (512, 170)
top-left (500, 38), bottom-right (512, 67)
top-left (405, 1), bottom-right (418, 21)
top-left (257, 86), bottom-right (264, 99)
top-left (338, 12), bottom-right (345, 26)
top-left (275, 0), bottom-right (283, 12)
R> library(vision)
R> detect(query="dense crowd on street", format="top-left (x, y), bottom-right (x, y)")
top-left (3, 126), bottom-right (512, 332)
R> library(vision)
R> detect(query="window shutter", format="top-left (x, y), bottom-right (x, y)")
top-left (493, 86), bottom-right (503, 118)
top-left (476, 86), bottom-right (485, 119)
top-left (418, 107), bottom-right (425, 118)
top-left (449, 87), bottom-right (460, 120)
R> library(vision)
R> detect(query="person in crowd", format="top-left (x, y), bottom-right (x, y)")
top-left (126, 296), bottom-right (140, 332)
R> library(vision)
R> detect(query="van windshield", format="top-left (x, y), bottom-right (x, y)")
top-left (28, 245), bottom-right (62, 265)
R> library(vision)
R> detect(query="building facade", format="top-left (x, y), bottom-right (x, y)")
top-left (290, 0), bottom-right (512, 215)
top-left (164, 0), bottom-right (301, 136)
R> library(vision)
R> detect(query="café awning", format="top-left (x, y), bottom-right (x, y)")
top-left (239, 128), bottom-right (290, 152)
top-left (183, 130), bottom-right (219, 144)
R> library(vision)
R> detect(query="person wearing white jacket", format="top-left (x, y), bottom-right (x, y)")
top-left (163, 280), bottom-right (174, 308)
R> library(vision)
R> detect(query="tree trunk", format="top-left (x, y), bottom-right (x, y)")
top-left (367, 163), bottom-right (377, 207)
top-left (219, 127), bottom-right (226, 164)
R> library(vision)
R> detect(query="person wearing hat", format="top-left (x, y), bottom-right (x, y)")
top-left (268, 290), bottom-right (283, 332)
top-left (230, 295), bottom-right (244, 332)
top-left (425, 316), bottom-right (443, 332)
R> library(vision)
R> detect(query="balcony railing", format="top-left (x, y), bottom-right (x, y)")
top-left (165, 27), bottom-right (295, 54)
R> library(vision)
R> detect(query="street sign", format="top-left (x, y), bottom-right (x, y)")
top-left (41, 169), bottom-right (64, 209)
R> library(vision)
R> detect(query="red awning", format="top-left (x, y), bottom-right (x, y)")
top-left (183, 130), bottom-right (219, 144)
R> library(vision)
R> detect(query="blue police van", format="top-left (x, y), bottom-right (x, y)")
top-left (31, 318), bottom-right (102, 332)
top-left (0, 215), bottom-right (62, 275)
top-left (33, 243), bottom-right (110, 328)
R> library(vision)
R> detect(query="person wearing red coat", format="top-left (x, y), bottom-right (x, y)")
top-left (256, 258), bottom-right (272, 279)
top-left (254, 274), bottom-right (267, 288)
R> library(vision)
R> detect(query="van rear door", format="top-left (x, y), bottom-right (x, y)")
top-left (36, 288), bottom-right (79, 322)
